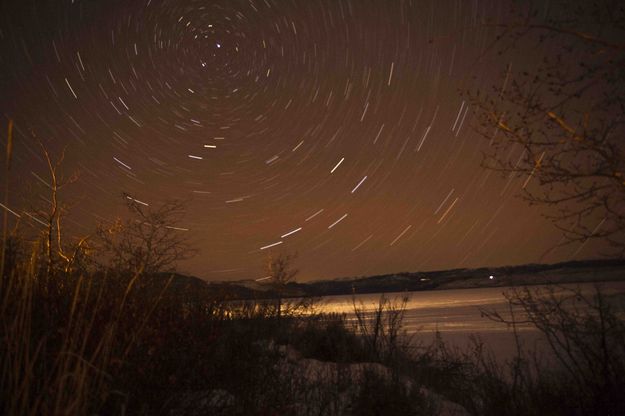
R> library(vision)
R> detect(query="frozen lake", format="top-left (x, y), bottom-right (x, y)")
top-left (313, 281), bottom-right (625, 360)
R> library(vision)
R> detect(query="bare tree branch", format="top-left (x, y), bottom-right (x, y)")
top-left (472, 0), bottom-right (625, 255)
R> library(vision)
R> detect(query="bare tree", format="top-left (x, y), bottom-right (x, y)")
top-left (96, 195), bottom-right (195, 275)
top-left (472, 0), bottom-right (625, 256)
top-left (0, 129), bottom-right (97, 278)
top-left (263, 251), bottom-right (298, 318)
top-left (17, 143), bottom-right (86, 276)
top-left (40, 145), bottom-right (85, 274)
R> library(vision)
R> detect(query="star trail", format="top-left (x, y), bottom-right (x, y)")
top-left (0, 0), bottom-right (605, 281)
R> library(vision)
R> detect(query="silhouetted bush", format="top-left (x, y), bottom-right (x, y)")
top-left (419, 285), bottom-right (625, 416)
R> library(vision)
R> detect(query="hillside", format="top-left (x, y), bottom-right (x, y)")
top-left (195, 258), bottom-right (625, 300)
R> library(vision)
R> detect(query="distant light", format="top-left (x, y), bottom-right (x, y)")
top-left (489, 275), bottom-right (494, 280)
top-left (216, 43), bottom-right (221, 48)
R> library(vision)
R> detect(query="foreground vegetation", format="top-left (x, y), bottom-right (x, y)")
top-left (0, 236), bottom-right (430, 415)
top-left (2, 228), bottom-right (625, 415)
top-left (0, 143), bottom-right (623, 413)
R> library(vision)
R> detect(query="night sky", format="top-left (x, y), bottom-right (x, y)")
top-left (0, 0), bottom-right (603, 281)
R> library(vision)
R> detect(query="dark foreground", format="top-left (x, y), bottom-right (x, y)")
top-left (3, 251), bottom-right (625, 415)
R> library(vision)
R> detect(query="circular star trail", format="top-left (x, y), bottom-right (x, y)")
top-left (0, 0), bottom-right (602, 280)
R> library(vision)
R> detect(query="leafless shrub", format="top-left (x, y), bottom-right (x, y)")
top-left (352, 294), bottom-right (412, 364)
top-left (483, 285), bottom-right (625, 413)
top-left (95, 195), bottom-right (195, 275)
top-left (423, 285), bottom-right (625, 415)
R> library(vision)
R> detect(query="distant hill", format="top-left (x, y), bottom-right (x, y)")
top-left (296, 258), bottom-right (625, 297)
top-left (164, 258), bottom-right (625, 300)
